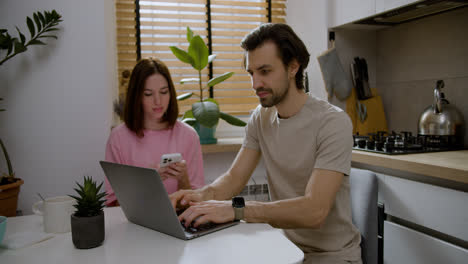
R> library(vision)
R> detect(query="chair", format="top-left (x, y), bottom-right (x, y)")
top-left (349, 168), bottom-right (378, 264)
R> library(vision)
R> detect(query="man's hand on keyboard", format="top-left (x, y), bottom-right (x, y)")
top-left (178, 200), bottom-right (235, 228)
top-left (169, 189), bottom-right (204, 209)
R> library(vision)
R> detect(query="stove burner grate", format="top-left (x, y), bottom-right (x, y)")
top-left (353, 131), bottom-right (463, 155)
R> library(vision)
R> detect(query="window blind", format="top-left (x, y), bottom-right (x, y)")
top-left (115, 0), bottom-right (138, 99)
top-left (115, 0), bottom-right (286, 116)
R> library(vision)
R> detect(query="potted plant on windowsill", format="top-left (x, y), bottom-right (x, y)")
top-left (0, 10), bottom-right (62, 216)
top-left (69, 176), bottom-right (106, 249)
top-left (170, 27), bottom-right (247, 144)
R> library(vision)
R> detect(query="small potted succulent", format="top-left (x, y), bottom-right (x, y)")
top-left (170, 27), bottom-right (246, 144)
top-left (69, 176), bottom-right (106, 249)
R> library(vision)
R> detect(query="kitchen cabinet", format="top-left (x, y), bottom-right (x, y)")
top-left (352, 149), bottom-right (468, 263)
top-left (328, 0), bottom-right (376, 28)
top-left (375, 0), bottom-right (420, 14)
top-left (384, 221), bottom-right (468, 264)
top-left (358, 168), bottom-right (468, 263)
top-left (379, 173), bottom-right (468, 241)
top-left (329, 0), bottom-right (461, 29)
top-left (328, 0), bottom-right (421, 28)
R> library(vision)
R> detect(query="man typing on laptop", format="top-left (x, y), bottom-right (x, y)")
top-left (170, 23), bottom-right (362, 264)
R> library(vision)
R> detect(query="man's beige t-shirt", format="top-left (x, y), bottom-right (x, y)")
top-left (243, 94), bottom-right (361, 262)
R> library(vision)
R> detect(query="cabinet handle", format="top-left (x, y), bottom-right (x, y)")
top-left (378, 203), bottom-right (386, 264)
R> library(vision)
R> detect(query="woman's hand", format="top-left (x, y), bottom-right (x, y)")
top-left (158, 160), bottom-right (191, 189)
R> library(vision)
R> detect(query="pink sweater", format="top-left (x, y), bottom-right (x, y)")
top-left (104, 121), bottom-right (205, 206)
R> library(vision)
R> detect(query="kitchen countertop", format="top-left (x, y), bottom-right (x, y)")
top-left (203, 138), bottom-right (468, 184)
top-left (201, 137), bottom-right (244, 153)
top-left (352, 149), bottom-right (468, 184)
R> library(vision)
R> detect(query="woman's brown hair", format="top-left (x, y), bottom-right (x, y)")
top-left (124, 58), bottom-right (179, 137)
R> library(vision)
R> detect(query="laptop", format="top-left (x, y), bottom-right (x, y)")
top-left (99, 161), bottom-right (239, 240)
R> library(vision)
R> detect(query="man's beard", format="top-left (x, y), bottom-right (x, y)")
top-left (257, 80), bottom-right (290, 108)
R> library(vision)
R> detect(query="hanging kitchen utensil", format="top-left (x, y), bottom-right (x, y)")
top-left (317, 32), bottom-right (353, 101)
top-left (357, 101), bottom-right (367, 123)
top-left (361, 58), bottom-right (372, 98)
top-left (353, 57), bottom-right (373, 100)
top-left (346, 83), bottom-right (358, 134)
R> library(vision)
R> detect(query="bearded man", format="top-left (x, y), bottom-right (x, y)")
top-left (171, 23), bottom-right (361, 264)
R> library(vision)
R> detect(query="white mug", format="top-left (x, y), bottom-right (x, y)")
top-left (32, 196), bottom-right (76, 233)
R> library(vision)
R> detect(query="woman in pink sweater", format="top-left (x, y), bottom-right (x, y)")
top-left (105, 58), bottom-right (204, 207)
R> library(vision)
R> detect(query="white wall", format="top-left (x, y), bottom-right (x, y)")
top-left (285, 0), bottom-right (328, 101)
top-left (0, 0), bottom-right (116, 214)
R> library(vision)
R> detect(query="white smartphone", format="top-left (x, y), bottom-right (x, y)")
top-left (160, 153), bottom-right (182, 168)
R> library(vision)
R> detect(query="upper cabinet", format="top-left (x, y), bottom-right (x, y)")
top-left (375, 0), bottom-right (420, 13)
top-left (329, 0), bottom-right (467, 29)
top-left (328, 0), bottom-right (376, 28)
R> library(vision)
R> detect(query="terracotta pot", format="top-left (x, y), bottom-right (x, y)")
top-left (71, 211), bottom-right (105, 249)
top-left (0, 178), bottom-right (24, 217)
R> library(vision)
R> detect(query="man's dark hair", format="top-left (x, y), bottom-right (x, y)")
top-left (240, 23), bottom-right (310, 90)
top-left (124, 58), bottom-right (179, 137)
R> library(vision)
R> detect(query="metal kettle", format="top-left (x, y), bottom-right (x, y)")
top-left (418, 80), bottom-right (465, 141)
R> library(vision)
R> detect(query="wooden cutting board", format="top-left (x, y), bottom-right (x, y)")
top-left (346, 88), bottom-right (387, 135)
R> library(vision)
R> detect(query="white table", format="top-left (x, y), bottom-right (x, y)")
top-left (0, 207), bottom-right (304, 264)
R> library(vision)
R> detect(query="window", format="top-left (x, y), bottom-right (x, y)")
top-left (115, 0), bottom-right (286, 117)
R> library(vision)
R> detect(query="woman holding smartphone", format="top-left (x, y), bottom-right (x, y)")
top-left (104, 58), bottom-right (204, 207)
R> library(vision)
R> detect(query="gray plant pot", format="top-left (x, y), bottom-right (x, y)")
top-left (71, 211), bottom-right (105, 249)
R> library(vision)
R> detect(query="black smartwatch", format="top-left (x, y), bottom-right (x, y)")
top-left (232, 196), bottom-right (245, 221)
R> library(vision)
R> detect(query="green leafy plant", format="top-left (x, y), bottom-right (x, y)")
top-left (170, 27), bottom-right (246, 128)
top-left (69, 176), bottom-right (106, 217)
top-left (0, 10), bottom-right (62, 66)
top-left (0, 10), bottom-right (62, 185)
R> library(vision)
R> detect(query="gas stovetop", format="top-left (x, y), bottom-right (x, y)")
top-left (353, 131), bottom-right (463, 155)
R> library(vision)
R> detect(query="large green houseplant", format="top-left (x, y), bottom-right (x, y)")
top-left (170, 27), bottom-right (246, 144)
top-left (0, 10), bottom-right (62, 216)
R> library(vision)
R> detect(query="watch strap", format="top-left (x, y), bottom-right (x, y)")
top-left (234, 206), bottom-right (244, 221)
top-left (232, 196), bottom-right (245, 221)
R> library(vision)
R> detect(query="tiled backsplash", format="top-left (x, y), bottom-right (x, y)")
top-left (376, 8), bottom-right (468, 147)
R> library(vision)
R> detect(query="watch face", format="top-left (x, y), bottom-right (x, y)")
top-left (232, 196), bottom-right (245, 208)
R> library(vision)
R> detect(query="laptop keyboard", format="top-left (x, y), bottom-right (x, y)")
top-left (180, 220), bottom-right (217, 233)
top-left (177, 208), bottom-right (219, 233)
